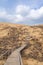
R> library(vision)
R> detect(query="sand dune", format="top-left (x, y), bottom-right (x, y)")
top-left (0, 23), bottom-right (43, 65)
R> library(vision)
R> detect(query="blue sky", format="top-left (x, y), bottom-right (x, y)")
top-left (0, 0), bottom-right (43, 25)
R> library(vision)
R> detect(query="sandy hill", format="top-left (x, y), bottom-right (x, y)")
top-left (0, 23), bottom-right (43, 65)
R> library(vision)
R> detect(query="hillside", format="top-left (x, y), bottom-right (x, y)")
top-left (0, 23), bottom-right (43, 65)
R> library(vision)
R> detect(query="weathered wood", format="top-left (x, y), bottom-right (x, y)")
top-left (4, 44), bottom-right (27, 65)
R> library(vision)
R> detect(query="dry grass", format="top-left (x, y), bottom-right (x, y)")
top-left (0, 23), bottom-right (43, 65)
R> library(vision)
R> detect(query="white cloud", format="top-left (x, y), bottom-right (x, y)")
top-left (27, 6), bottom-right (43, 19)
top-left (0, 8), bottom-right (14, 20)
top-left (16, 5), bottom-right (30, 15)
top-left (0, 5), bottom-right (43, 24)
top-left (14, 14), bottom-right (24, 22)
top-left (15, 5), bottom-right (43, 23)
top-left (0, 8), bottom-right (6, 17)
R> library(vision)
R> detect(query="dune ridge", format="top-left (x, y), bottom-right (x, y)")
top-left (0, 23), bottom-right (43, 65)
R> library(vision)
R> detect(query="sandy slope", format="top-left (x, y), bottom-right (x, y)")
top-left (0, 23), bottom-right (43, 65)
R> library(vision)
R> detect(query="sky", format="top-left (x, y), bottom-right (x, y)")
top-left (0, 0), bottom-right (43, 25)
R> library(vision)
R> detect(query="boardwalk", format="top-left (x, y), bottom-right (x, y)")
top-left (4, 44), bottom-right (27, 65)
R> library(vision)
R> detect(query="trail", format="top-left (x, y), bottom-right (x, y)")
top-left (4, 44), bottom-right (27, 65)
